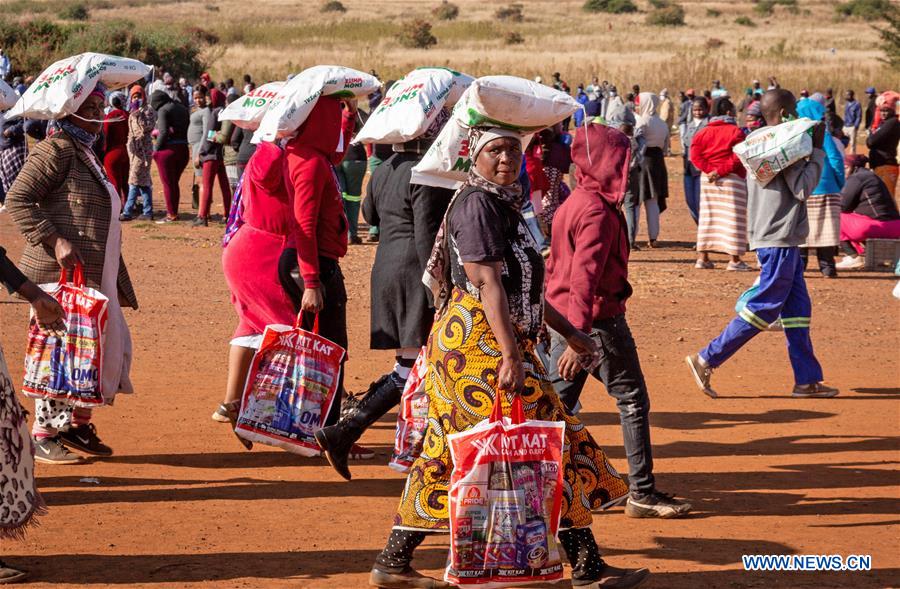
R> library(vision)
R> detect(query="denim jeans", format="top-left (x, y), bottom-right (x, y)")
top-left (542, 315), bottom-right (655, 495)
top-left (123, 184), bottom-right (153, 217)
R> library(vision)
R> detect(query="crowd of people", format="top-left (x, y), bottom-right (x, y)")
top-left (0, 59), bottom-right (898, 588)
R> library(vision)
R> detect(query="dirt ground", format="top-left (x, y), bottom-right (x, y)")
top-left (0, 155), bottom-right (898, 589)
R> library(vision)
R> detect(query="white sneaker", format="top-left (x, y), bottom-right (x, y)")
top-left (836, 255), bottom-right (865, 269)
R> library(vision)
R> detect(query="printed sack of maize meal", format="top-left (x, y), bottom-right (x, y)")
top-left (411, 76), bottom-right (579, 188)
top-left (253, 65), bottom-right (380, 143)
top-left (354, 67), bottom-right (473, 145)
top-left (8, 52), bottom-right (151, 120)
top-left (219, 81), bottom-right (286, 130)
top-left (732, 118), bottom-right (818, 187)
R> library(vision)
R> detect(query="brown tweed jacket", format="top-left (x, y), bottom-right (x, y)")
top-left (5, 131), bottom-right (138, 309)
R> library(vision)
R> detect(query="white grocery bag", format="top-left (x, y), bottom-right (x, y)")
top-left (733, 118), bottom-right (818, 187)
top-left (254, 65), bottom-right (380, 143)
top-left (0, 78), bottom-right (16, 110)
top-left (218, 81), bottom-right (285, 130)
top-left (8, 52), bottom-right (150, 120)
top-left (354, 67), bottom-right (473, 145)
top-left (411, 75), bottom-right (579, 189)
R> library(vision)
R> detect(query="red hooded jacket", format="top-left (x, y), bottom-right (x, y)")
top-left (688, 119), bottom-right (746, 178)
top-left (284, 97), bottom-right (354, 288)
top-left (545, 123), bottom-right (633, 331)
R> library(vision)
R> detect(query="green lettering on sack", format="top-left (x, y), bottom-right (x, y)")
top-left (452, 157), bottom-right (471, 172)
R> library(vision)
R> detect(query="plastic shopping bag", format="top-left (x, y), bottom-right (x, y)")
top-left (0, 78), bottom-right (16, 110)
top-left (733, 118), bottom-right (818, 187)
top-left (254, 65), bottom-right (380, 143)
top-left (235, 317), bottom-right (346, 456)
top-left (218, 81), bottom-right (286, 130)
top-left (412, 76), bottom-right (577, 188)
top-left (354, 67), bottom-right (473, 145)
top-left (8, 52), bottom-right (150, 120)
top-left (389, 347), bottom-right (429, 473)
top-left (446, 395), bottom-right (565, 588)
top-left (23, 265), bottom-right (109, 406)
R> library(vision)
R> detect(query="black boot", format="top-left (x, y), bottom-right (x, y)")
top-left (315, 374), bottom-right (403, 480)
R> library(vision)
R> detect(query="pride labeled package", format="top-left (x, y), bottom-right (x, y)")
top-left (23, 265), bottom-right (108, 406)
top-left (447, 396), bottom-right (565, 588)
top-left (236, 322), bottom-right (345, 456)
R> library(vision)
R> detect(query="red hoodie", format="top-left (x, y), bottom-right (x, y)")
top-left (688, 119), bottom-right (746, 178)
top-left (284, 97), bottom-right (354, 288)
top-left (545, 123), bottom-right (633, 332)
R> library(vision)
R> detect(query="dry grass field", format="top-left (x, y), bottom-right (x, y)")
top-left (5, 0), bottom-right (900, 94)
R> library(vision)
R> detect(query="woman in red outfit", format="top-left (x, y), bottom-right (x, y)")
top-left (215, 97), bottom-right (356, 454)
top-left (102, 94), bottom-right (130, 204)
top-left (689, 97), bottom-right (750, 271)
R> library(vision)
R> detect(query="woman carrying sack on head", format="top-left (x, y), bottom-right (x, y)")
top-left (368, 126), bottom-right (648, 589)
top-left (5, 85), bottom-right (138, 464)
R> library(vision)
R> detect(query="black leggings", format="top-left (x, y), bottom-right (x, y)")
top-left (375, 527), bottom-right (606, 584)
top-left (278, 249), bottom-right (348, 427)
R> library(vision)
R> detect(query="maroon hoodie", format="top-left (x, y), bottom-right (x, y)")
top-left (545, 123), bottom-right (633, 332)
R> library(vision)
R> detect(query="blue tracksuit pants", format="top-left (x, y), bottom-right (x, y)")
top-left (700, 247), bottom-right (824, 385)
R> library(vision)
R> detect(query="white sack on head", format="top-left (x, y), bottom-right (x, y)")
top-left (0, 79), bottom-right (16, 111)
top-left (254, 65), bottom-right (380, 143)
top-left (410, 76), bottom-right (576, 189)
top-left (460, 75), bottom-right (580, 130)
top-left (354, 67), bottom-right (473, 145)
top-left (732, 118), bottom-right (818, 186)
top-left (219, 81), bottom-right (286, 130)
top-left (8, 52), bottom-right (151, 120)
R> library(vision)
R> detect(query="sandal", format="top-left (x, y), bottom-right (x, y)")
top-left (219, 401), bottom-right (253, 451)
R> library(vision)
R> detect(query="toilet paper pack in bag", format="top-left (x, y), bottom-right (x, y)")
top-left (236, 320), bottom-right (345, 456)
top-left (23, 265), bottom-right (108, 406)
top-left (446, 395), bottom-right (565, 588)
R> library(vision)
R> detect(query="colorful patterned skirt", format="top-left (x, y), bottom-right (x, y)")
top-left (393, 289), bottom-right (628, 532)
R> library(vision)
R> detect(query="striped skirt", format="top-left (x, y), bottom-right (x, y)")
top-left (697, 173), bottom-right (748, 256)
top-left (802, 193), bottom-right (841, 248)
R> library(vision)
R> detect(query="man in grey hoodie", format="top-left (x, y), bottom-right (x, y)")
top-left (685, 89), bottom-right (840, 399)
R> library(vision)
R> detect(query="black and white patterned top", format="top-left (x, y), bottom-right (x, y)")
top-left (447, 187), bottom-right (545, 340)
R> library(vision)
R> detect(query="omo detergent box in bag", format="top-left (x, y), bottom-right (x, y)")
top-left (236, 321), bottom-right (345, 456)
top-left (447, 395), bottom-right (565, 588)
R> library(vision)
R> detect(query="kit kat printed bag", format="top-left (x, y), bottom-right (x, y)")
top-left (23, 264), bottom-right (108, 406)
top-left (389, 347), bottom-right (428, 472)
top-left (446, 395), bottom-right (565, 588)
top-left (235, 316), bottom-right (345, 456)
